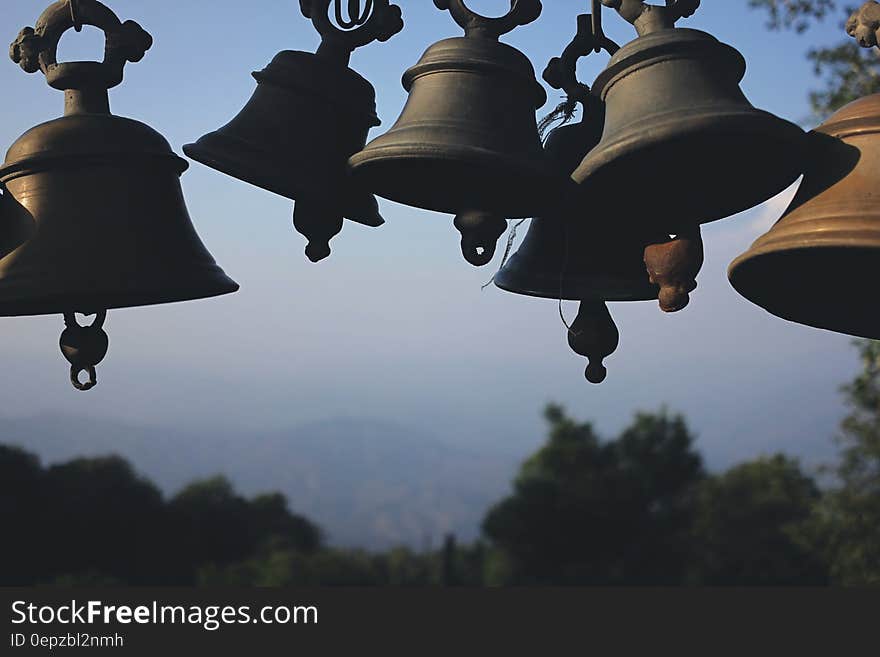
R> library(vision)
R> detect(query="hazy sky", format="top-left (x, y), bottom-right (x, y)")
top-left (0, 1), bottom-right (860, 468)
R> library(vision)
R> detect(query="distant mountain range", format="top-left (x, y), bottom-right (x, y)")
top-left (1, 413), bottom-right (525, 549)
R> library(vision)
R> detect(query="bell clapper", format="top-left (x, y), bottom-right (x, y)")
top-left (454, 211), bottom-right (508, 267)
top-left (59, 311), bottom-right (109, 392)
top-left (644, 227), bottom-right (704, 313)
top-left (567, 301), bottom-right (620, 384)
top-left (293, 201), bottom-right (345, 263)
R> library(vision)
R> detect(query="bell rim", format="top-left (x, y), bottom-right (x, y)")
top-left (728, 243), bottom-right (880, 340)
top-left (183, 136), bottom-right (383, 228)
top-left (494, 255), bottom-right (659, 302)
top-left (0, 275), bottom-right (240, 317)
top-left (349, 144), bottom-right (564, 217)
top-left (573, 107), bottom-right (806, 224)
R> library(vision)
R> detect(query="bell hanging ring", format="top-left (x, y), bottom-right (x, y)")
top-left (185, 0), bottom-right (403, 263)
top-left (729, 2), bottom-right (880, 339)
top-left (574, 1), bottom-right (806, 232)
top-left (350, 0), bottom-right (569, 267)
top-left (0, 0), bottom-right (238, 390)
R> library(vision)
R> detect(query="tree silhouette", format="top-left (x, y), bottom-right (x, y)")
top-left (689, 455), bottom-right (828, 585)
top-left (815, 340), bottom-right (880, 584)
top-left (482, 405), bottom-right (704, 585)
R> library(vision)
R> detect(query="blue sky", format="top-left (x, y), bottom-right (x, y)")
top-left (0, 1), bottom-right (860, 468)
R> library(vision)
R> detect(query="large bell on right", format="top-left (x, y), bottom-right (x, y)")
top-left (728, 4), bottom-right (880, 339)
top-left (574, 1), bottom-right (806, 230)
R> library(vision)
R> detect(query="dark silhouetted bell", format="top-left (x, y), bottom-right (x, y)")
top-left (574, 3), bottom-right (806, 230)
top-left (496, 9), bottom-right (695, 384)
top-left (0, 0), bottom-right (238, 390)
top-left (350, 0), bottom-right (566, 266)
top-left (729, 93), bottom-right (880, 339)
top-left (185, 0), bottom-right (403, 262)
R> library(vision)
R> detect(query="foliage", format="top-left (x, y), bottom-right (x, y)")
top-left (2, 343), bottom-right (879, 586)
top-left (749, 0), bottom-right (880, 117)
top-left (748, 0), bottom-right (838, 32)
top-left (816, 341), bottom-right (880, 584)
top-left (689, 455), bottom-right (827, 584)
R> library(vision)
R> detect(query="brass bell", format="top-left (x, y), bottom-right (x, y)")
top-left (729, 96), bottom-right (880, 338)
top-left (185, 0), bottom-right (403, 262)
top-left (574, 1), bottom-right (806, 230)
top-left (350, 0), bottom-right (566, 266)
top-left (730, 4), bottom-right (880, 339)
top-left (0, 0), bottom-right (238, 390)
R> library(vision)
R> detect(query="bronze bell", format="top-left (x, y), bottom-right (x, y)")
top-left (185, 0), bottom-right (403, 263)
top-left (350, 0), bottom-right (566, 266)
top-left (729, 95), bottom-right (880, 338)
top-left (0, 0), bottom-right (238, 390)
top-left (730, 4), bottom-right (880, 339)
top-left (574, 1), bottom-right (806, 230)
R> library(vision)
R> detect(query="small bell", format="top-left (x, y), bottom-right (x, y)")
top-left (574, 1), bottom-right (806, 231)
top-left (350, 0), bottom-right (568, 266)
top-left (185, 0), bottom-right (403, 262)
top-left (0, 0), bottom-right (238, 390)
top-left (729, 2), bottom-right (880, 339)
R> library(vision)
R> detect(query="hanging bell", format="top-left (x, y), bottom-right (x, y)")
top-left (729, 4), bottom-right (880, 339)
top-left (350, 0), bottom-right (566, 266)
top-left (574, 1), bottom-right (806, 230)
top-left (728, 99), bottom-right (880, 339)
top-left (0, 0), bottom-right (238, 390)
top-left (496, 12), bottom-right (684, 384)
top-left (185, 0), bottom-right (403, 262)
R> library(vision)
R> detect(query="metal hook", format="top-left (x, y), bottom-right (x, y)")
top-left (69, 0), bottom-right (83, 32)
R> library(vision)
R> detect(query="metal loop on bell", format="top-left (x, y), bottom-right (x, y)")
top-left (335, 0), bottom-right (373, 29)
top-left (310, 0), bottom-right (403, 63)
top-left (434, 0), bottom-right (542, 40)
top-left (70, 365), bottom-right (98, 391)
